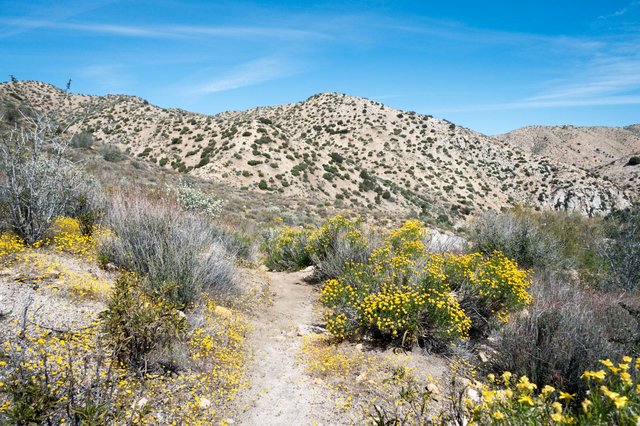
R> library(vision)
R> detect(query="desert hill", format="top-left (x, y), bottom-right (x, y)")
top-left (494, 125), bottom-right (640, 194)
top-left (0, 81), bottom-right (633, 223)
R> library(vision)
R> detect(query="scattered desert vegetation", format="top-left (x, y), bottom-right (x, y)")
top-left (1, 79), bottom-right (640, 425)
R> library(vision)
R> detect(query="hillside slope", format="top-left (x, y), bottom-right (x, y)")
top-left (494, 125), bottom-right (640, 194)
top-left (0, 81), bottom-right (632, 223)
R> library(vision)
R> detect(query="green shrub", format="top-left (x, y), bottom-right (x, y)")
top-left (98, 194), bottom-right (238, 308)
top-left (100, 273), bottom-right (187, 372)
top-left (66, 175), bottom-right (106, 236)
top-left (306, 215), bottom-right (374, 280)
top-left (470, 210), bottom-right (559, 270)
top-left (601, 206), bottom-right (640, 290)
top-left (70, 132), bottom-right (94, 149)
top-left (320, 220), bottom-right (533, 348)
top-left (627, 156), bottom-right (640, 166)
top-left (173, 179), bottom-right (223, 218)
top-left (262, 227), bottom-right (312, 271)
top-left (100, 144), bottom-right (126, 162)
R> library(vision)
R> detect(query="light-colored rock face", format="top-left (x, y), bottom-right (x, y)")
top-left (0, 81), bottom-right (633, 222)
top-left (493, 125), bottom-right (640, 196)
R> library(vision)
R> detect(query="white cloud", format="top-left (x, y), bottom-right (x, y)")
top-left (598, 0), bottom-right (640, 19)
top-left (195, 57), bottom-right (299, 94)
top-left (0, 18), bottom-right (326, 41)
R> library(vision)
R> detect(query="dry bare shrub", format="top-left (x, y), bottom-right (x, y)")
top-left (490, 275), bottom-right (640, 395)
top-left (0, 110), bottom-right (84, 244)
top-left (98, 192), bottom-right (239, 308)
top-left (470, 210), bottom-right (559, 270)
top-left (600, 206), bottom-right (640, 290)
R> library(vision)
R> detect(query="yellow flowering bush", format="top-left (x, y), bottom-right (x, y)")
top-left (467, 356), bottom-right (640, 425)
top-left (262, 227), bottom-right (312, 271)
top-left (320, 219), bottom-right (532, 347)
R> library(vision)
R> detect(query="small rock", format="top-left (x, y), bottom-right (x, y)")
top-left (198, 397), bottom-right (211, 409)
top-left (356, 372), bottom-right (368, 383)
top-left (478, 351), bottom-right (489, 363)
top-left (297, 324), bottom-right (327, 336)
top-left (426, 383), bottom-right (440, 395)
top-left (105, 263), bottom-right (118, 272)
top-left (214, 305), bottom-right (233, 318)
top-left (466, 387), bottom-right (481, 403)
top-left (355, 343), bottom-right (364, 352)
top-left (134, 397), bottom-right (148, 410)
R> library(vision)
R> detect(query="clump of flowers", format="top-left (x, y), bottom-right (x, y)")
top-left (261, 227), bottom-right (312, 271)
top-left (320, 219), bottom-right (532, 347)
top-left (0, 282), bottom-right (251, 425)
top-left (466, 356), bottom-right (640, 425)
top-left (0, 232), bottom-right (26, 266)
top-left (48, 216), bottom-right (111, 261)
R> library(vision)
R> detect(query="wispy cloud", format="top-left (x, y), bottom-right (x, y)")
top-left (78, 64), bottom-right (131, 93)
top-left (525, 55), bottom-right (640, 101)
top-left (0, 1), bottom-right (115, 38)
top-left (437, 95), bottom-right (640, 114)
top-left (0, 18), bottom-right (327, 41)
top-left (598, 0), bottom-right (640, 19)
top-left (382, 19), bottom-right (604, 53)
top-left (193, 57), bottom-right (300, 94)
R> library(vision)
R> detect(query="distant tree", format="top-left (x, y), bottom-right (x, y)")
top-left (9, 75), bottom-right (17, 83)
top-left (66, 78), bottom-right (72, 92)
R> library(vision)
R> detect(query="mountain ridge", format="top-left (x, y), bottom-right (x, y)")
top-left (0, 80), bottom-right (634, 224)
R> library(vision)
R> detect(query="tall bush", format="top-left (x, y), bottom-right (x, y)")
top-left (306, 215), bottom-right (375, 280)
top-left (490, 276), bottom-right (638, 395)
top-left (320, 219), bottom-right (533, 349)
top-left (470, 210), bottom-right (560, 270)
top-left (601, 207), bottom-right (640, 290)
top-left (98, 193), bottom-right (238, 308)
top-left (0, 110), bottom-right (84, 244)
top-left (262, 227), bottom-right (312, 271)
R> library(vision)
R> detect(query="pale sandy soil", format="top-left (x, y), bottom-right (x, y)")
top-left (237, 270), bottom-right (342, 425)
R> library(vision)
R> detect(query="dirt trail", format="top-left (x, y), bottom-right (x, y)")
top-left (238, 270), bottom-right (340, 425)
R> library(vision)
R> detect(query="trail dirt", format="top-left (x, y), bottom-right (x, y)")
top-left (238, 270), bottom-right (340, 425)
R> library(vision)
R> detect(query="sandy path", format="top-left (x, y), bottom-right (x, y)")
top-left (237, 270), bottom-right (340, 425)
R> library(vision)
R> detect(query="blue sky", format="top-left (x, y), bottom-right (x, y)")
top-left (1, 0), bottom-right (639, 134)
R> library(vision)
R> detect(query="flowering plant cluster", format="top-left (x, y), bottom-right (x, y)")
top-left (468, 356), bottom-right (640, 425)
top-left (173, 180), bottom-right (223, 218)
top-left (0, 217), bottom-right (251, 424)
top-left (319, 219), bottom-right (532, 345)
top-left (1, 217), bottom-right (112, 300)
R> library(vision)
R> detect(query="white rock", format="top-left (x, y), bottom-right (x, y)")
top-left (198, 397), bottom-right (211, 409)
